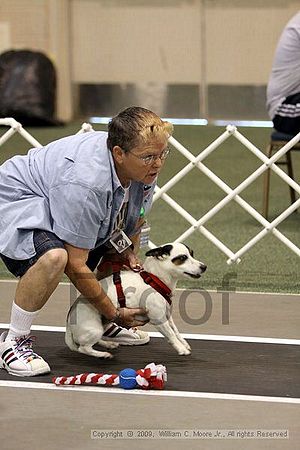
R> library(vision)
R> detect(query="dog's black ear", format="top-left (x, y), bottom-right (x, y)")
top-left (184, 244), bottom-right (194, 257)
top-left (145, 244), bottom-right (173, 259)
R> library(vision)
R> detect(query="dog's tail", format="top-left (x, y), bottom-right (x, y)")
top-left (65, 324), bottom-right (79, 352)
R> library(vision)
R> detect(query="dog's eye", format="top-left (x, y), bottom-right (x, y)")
top-left (171, 254), bottom-right (188, 265)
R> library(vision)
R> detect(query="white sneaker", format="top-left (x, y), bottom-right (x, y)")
top-left (102, 324), bottom-right (150, 346)
top-left (0, 332), bottom-right (50, 377)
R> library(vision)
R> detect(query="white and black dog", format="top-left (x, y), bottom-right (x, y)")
top-left (65, 243), bottom-right (206, 357)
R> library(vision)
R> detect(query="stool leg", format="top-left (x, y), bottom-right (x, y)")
top-left (286, 151), bottom-right (297, 210)
top-left (262, 143), bottom-right (272, 218)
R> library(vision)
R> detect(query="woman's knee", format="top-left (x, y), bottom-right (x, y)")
top-left (39, 248), bottom-right (68, 273)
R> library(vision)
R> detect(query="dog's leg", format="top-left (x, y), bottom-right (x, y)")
top-left (145, 295), bottom-right (190, 355)
top-left (97, 339), bottom-right (119, 349)
top-left (78, 345), bottom-right (113, 359)
top-left (168, 317), bottom-right (191, 351)
top-left (75, 326), bottom-right (115, 358)
top-left (154, 321), bottom-right (191, 355)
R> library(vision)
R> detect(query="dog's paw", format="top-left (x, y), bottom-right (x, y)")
top-left (106, 342), bottom-right (120, 350)
top-left (178, 348), bottom-right (191, 356)
top-left (101, 341), bottom-right (119, 349)
top-left (176, 336), bottom-right (191, 351)
top-left (102, 352), bottom-right (114, 359)
top-left (183, 340), bottom-right (191, 351)
top-left (176, 344), bottom-right (191, 356)
top-left (78, 346), bottom-right (113, 359)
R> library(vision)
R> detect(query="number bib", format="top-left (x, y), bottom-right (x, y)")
top-left (109, 230), bottom-right (132, 253)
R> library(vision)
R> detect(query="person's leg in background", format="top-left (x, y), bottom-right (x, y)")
top-left (273, 92), bottom-right (300, 135)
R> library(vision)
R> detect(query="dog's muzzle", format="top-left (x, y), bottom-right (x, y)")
top-left (200, 264), bottom-right (207, 273)
top-left (184, 264), bottom-right (207, 279)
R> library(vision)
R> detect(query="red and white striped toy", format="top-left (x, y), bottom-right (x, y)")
top-left (52, 362), bottom-right (167, 390)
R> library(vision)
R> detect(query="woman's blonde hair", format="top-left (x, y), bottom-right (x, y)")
top-left (107, 106), bottom-right (173, 152)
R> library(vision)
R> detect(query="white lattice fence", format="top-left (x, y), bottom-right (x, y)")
top-left (152, 126), bottom-right (300, 264)
top-left (0, 118), bottom-right (299, 264)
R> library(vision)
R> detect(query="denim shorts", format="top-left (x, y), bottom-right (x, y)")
top-left (86, 244), bottom-right (109, 272)
top-left (0, 230), bottom-right (65, 278)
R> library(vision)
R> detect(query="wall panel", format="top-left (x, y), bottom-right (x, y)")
top-left (71, 0), bottom-right (203, 84)
top-left (1, 1), bottom-right (300, 119)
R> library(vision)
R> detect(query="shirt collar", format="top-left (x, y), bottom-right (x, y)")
top-left (108, 149), bottom-right (124, 193)
top-left (108, 149), bottom-right (132, 194)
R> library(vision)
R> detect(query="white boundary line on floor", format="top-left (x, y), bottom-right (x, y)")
top-left (0, 379), bottom-right (299, 404)
top-left (180, 288), bottom-right (300, 297)
top-left (0, 323), bottom-right (299, 346)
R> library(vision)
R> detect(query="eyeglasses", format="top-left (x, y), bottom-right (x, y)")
top-left (128, 147), bottom-right (170, 165)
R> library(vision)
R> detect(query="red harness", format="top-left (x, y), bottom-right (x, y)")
top-left (138, 271), bottom-right (172, 305)
top-left (109, 262), bottom-right (172, 307)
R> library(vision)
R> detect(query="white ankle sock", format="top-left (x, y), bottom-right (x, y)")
top-left (6, 301), bottom-right (40, 340)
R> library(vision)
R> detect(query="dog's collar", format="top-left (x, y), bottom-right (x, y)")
top-left (139, 270), bottom-right (172, 305)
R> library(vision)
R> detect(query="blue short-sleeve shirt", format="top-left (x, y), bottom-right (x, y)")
top-left (0, 131), bottom-right (155, 259)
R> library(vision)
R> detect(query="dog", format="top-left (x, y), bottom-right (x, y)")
top-left (65, 243), bottom-right (206, 357)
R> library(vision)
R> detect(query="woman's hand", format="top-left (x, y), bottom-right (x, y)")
top-left (96, 247), bottom-right (143, 279)
top-left (116, 307), bottom-right (149, 328)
